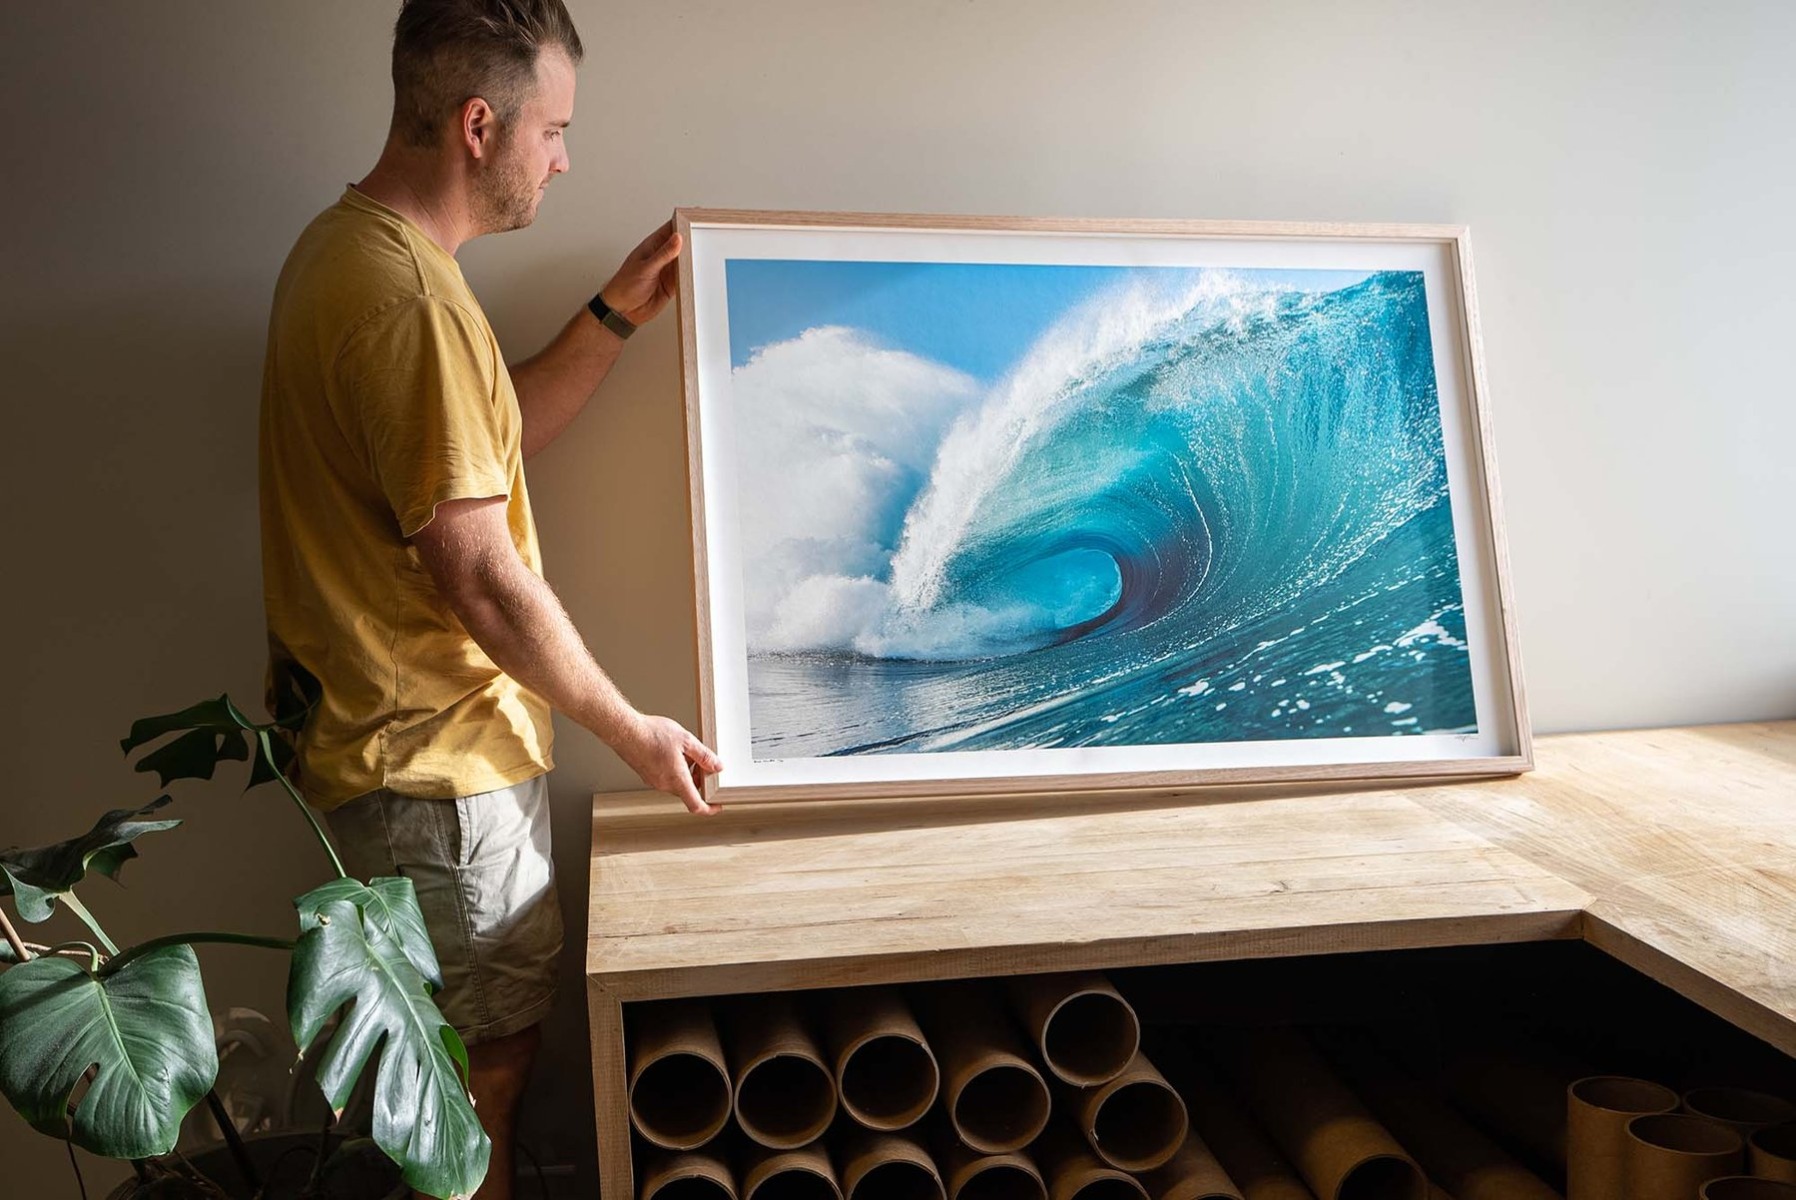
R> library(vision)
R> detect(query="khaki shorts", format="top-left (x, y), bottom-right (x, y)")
top-left (324, 774), bottom-right (563, 1045)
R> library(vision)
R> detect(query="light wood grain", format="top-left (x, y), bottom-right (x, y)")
top-left (676, 208), bottom-right (1473, 242)
top-left (1408, 721), bottom-right (1796, 1056)
top-left (588, 775), bottom-right (1585, 1001)
top-left (1447, 227), bottom-right (1532, 770)
top-left (668, 757), bottom-right (1536, 807)
top-left (586, 980), bottom-right (634, 1200)
top-left (586, 721), bottom-right (1796, 1200)
top-left (672, 209), bottom-right (721, 806)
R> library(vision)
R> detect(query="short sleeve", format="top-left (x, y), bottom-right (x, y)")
top-left (332, 297), bottom-right (514, 537)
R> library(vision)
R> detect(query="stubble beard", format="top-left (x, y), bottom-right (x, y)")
top-left (474, 132), bottom-right (542, 235)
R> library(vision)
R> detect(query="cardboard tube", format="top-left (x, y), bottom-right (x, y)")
top-left (819, 987), bottom-right (942, 1132)
top-left (1320, 1036), bottom-right (1560, 1200)
top-left (629, 999), bottom-right (735, 1150)
top-left (1060, 1050), bottom-right (1189, 1172)
top-left (1141, 1130), bottom-right (1245, 1200)
top-left (1750, 1122), bottom-right (1796, 1182)
top-left (1565, 1076), bottom-right (1679, 1200)
top-left (935, 1127), bottom-right (1048, 1200)
top-left (1702, 1180), bottom-right (1796, 1200)
top-left (725, 994), bottom-right (839, 1148)
top-left (1204, 1028), bottom-right (1424, 1200)
top-left (948, 1149), bottom-right (1048, 1200)
top-left (744, 1144), bottom-right (845, 1200)
top-left (839, 1129), bottom-right (947, 1200)
top-left (1622, 1113), bottom-right (1744, 1200)
top-left (911, 983), bottom-right (1051, 1153)
top-left (1036, 1120), bottom-right (1151, 1200)
top-left (1162, 1050), bottom-right (1315, 1200)
top-left (641, 1148), bottom-right (739, 1200)
top-left (1684, 1088), bottom-right (1796, 1137)
top-left (1008, 972), bottom-right (1141, 1088)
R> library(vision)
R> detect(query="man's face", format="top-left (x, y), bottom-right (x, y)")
top-left (474, 48), bottom-right (575, 234)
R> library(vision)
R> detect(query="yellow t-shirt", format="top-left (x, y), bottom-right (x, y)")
top-left (259, 186), bottom-right (553, 809)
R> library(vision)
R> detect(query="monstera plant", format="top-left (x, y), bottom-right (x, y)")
top-left (0, 693), bottom-right (490, 1199)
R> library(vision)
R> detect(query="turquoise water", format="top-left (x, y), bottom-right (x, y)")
top-left (728, 268), bottom-right (1477, 759)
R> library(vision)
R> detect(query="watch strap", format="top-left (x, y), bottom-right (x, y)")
top-left (587, 293), bottom-right (637, 340)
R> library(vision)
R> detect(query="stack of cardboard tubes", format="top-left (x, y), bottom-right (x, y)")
top-left (622, 975), bottom-right (1796, 1200)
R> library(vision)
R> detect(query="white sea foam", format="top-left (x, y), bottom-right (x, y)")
top-left (730, 326), bottom-right (981, 654)
top-left (854, 598), bottom-right (1077, 660)
top-left (1395, 614), bottom-right (1469, 650)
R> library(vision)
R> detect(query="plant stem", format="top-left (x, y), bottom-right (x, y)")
top-left (66, 1139), bottom-right (89, 1200)
top-left (58, 893), bottom-right (119, 957)
top-left (0, 903), bottom-right (30, 962)
top-left (205, 1088), bottom-right (260, 1194)
top-left (258, 729), bottom-right (347, 879)
top-left (305, 1108), bottom-right (335, 1194)
top-left (45, 941), bottom-right (103, 970)
top-left (99, 932), bottom-right (294, 978)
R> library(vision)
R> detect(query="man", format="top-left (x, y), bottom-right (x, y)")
top-left (258, 2), bottom-right (721, 1196)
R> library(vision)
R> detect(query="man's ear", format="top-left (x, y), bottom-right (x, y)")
top-left (459, 96), bottom-right (498, 159)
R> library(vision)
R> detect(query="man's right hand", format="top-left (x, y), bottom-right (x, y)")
top-left (616, 713), bottom-right (724, 816)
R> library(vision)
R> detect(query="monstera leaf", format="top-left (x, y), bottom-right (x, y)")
top-left (122, 688), bottom-right (317, 792)
top-left (0, 798), bottom-right (180, 922)
top-left (119, 695), bottom-right (256, 787)
top-left (298, 877), bottom-right (444, 996)
top-left (289, 877), bottom-right (488, 1199)
top-left (0, 945), bottom-right (217, 1157)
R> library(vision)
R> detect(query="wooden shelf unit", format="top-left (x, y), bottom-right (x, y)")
top-left (586, 720), bottom-right (1796, 1200)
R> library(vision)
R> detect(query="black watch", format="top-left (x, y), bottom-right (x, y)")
top-left (587, 292), bottom-right (637, 340)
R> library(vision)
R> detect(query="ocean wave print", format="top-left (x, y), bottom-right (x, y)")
top-left (722, 263), bottom-right (1477, 758)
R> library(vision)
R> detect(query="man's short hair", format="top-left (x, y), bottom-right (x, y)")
top-left (391, 0), bottom-right (584, 148)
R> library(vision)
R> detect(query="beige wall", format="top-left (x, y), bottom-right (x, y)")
top-left (3, 1), bottom-right (1791, 1194)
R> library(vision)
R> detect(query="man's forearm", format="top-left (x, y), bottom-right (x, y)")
top-left (413, 492), bottom-right (720, 813)
top-left (510, 307), bottom-right (624, 460)
top-left (451, 553), bottom-right (640, 748)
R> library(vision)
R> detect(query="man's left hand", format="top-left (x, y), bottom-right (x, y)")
top-left (599, 220), bottom-right (683, 328)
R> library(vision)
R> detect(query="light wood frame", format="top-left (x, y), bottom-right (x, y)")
top-left (674, 209), bottom-right (1531, 804)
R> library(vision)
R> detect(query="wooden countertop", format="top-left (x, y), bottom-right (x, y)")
top-left (587, 721), bottom-right (1796, 1054)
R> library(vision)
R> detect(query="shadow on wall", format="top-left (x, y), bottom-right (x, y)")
top-left (4, 283), bottom-right (273, 806)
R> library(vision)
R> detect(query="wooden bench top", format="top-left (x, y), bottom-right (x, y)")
top-left (588, 721), bottom-right (1796, 1054)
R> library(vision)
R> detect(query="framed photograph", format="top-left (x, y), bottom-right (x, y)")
top-left (674, 209), bottom-right (1530, 803)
